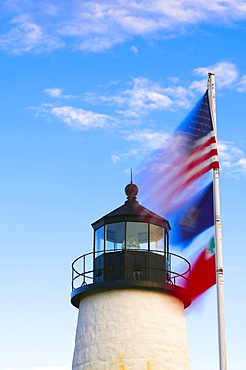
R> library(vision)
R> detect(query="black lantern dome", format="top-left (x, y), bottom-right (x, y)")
top-left (71, 183), bottom-right (190, 308)
top-left (92, 182), bottom-right (170, 230)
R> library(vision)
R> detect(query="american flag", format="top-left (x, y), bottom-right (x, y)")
top-left (136, 90), bottom-right (219, 218)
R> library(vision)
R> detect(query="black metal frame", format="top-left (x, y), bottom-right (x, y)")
top-left (93, 221), bottom-right (169, 255)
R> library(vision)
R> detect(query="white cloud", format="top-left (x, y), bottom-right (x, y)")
top-left (125, 129), bottom-right (170, 150)
top-left (83, 92), bottom-right (126, 106)
top-left (44, 88), bottom-right (65, 98)
top-left (130, 45), bottom-right (139, 53)
top-left (219, 141), bottom-right (246, 176)
top-left (44, 88), bottom-right (77, 99)
top-left (111, 149), bottom-right (138, 163)
top-left (0, 20), bottom-right (64, 54)
top-left (51, 106), bottom-right (114, 129)
top-left (110, 129), bottom-right (170, 163)
top-left (189, 79), bottom-right (207, 93)
top-left (34, 68), bottom-right (246, 159)
top-left (83, 77), bottom-right (193, 117)
top-left (38, 104), bottom-right (115, 130)
top-left (119, 14), bottom-right (158, 34)
top-left (2, 0), bottom-right (246, 53)
top-left (191, 62), bottom-right (239, 91)
top-left (77, 35), bottom-right (125, 52)
top-left (35, 77), bottom-right (195, 141)
top-left (236, 74), bottom-right (246, 92)
top-left (120, 77), bottom-right (174, 116)
top-left (42, 64), bottom-right (246, 124)
top-left (167, 76), bottom-right (180, 84)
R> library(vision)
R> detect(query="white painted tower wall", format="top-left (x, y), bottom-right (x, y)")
top-left (72, 289), bottom-right (190, 370)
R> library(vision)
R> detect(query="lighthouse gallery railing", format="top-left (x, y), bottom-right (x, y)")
top-left (71, 249), bottom-right (190, 291)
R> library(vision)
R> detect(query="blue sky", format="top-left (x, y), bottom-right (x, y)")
top-left (1, 1), bottom-right (246, 369)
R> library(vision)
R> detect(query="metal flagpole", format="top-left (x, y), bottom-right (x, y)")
top-left (208, 72), bottom-right (227, 370)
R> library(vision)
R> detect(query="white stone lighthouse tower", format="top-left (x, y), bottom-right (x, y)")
top-left (71, 183), bottom-right (191, 370)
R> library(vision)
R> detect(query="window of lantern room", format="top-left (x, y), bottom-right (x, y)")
top-left (125, 222), bottom-right (148, 250)
top-left (95, 226), bottom-right (104, 256)
top-left (150, 224), bottom-right (165, 254)
top-left (106, 222), bottom-right (125, 252)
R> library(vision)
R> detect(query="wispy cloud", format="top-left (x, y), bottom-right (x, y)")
top-left (125, 129), bottom-right (170, 150)
top-left (33, 64), bottom-right (246, 171)
top-left (130, 45), bottom-right (139, 53)
top-left (0, 19), bottom-right (64, 54)
top-left (50, 106), bottom-right (115, 129)
top-left (219, 141), bottom-right (246, 176)
top-left (81, 65), bottom-right (246, 120)
top-left (44, 88), bottom-right (77, 99)
top-left (190, 62), bottom-right (239, 92)
top-left (111, 149), bottom-right (138, 163)
top-left (36, 104), bottom-right (116, 130)
top-left (118, 78), bottom-right (193, 116)
top-left (32, 59), bottom-right (246, 136)
top-left (111, 129), bottom-right (170, 163)
top-left (35, 77), bottom-right (194, 136)
top-left (117, 78), bottom-right (174, 117)
top-left (236, 75), bottom-right (246, 92)
top-left (83, 77), bottom-right (193, 117)
top-left (2, 1), bottom-right (246, 53)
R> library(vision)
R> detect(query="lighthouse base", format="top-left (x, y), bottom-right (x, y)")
top-left (72, 289), bottom-right (190, 370)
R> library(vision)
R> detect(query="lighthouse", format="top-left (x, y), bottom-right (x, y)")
top-left (71, 183), bottom-right (191, 370)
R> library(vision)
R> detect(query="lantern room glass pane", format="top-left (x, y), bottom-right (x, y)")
top-left (106, 222), bottom-right (125, 252)
top-left (95, 226), bottom-right (104, 255)
top-left (150, 224), bottom-right (164, 254)
top-left (126, 222), bottom-right (148, 250)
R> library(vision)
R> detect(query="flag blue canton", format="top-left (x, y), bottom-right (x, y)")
top-left (178, 90), bottom-right (214, 140)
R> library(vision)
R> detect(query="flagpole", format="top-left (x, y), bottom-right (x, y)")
top-left (208, 72), bottom-right (227, 370)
